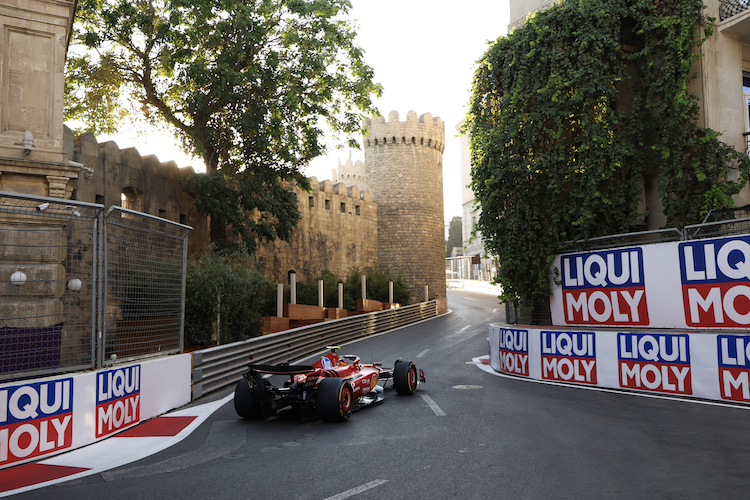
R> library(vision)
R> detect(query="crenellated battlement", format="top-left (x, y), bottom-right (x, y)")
top-left (306, 176), bottom-right (372, 204)
top-left (363, 110), bottom-right (445, 153)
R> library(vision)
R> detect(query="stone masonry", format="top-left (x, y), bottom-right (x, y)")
top-left (364, 110), bottom-right (447, 302)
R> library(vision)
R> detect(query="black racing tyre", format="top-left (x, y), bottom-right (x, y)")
top-left (393, 360), bottom-right (418, 395)
top-left (234, 377), bottom-right (276, 420)
top-left (316, 378), bottom-right (354, 422)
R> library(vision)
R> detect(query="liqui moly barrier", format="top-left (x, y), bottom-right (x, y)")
top-left (489, 324), bottom-right (747, 404)
top-left (0, 354), bottom-right (190, 469)
top-left (552, 234), bottom-right (750, 330)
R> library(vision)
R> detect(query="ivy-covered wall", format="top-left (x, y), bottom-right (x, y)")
top-left (469, 0), bottom-right (750, 308)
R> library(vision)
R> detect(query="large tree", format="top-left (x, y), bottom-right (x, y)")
top-left (66, 0), bottom-right (382, 250)
top-left (467, 0), bottom-right (750, 307)
top-left (445, 215), bottom-right (462, 257)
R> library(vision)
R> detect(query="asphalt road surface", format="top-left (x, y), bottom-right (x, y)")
top-left (17, 290), bottom-right (750, 499)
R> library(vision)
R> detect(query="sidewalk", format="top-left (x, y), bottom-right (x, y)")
top-left (0, 393), bottom-right (233, 497)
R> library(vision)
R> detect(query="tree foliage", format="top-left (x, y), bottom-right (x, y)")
top-left (289, 267), bottom-right (410, 309)
top-left (467, 0), bottom-right (750, 306)
top-left (445, 215), bottom-right (463, 257)
top-left (185, 246), bottom-right (276, 346)
top-left (67, 0), bottom-right (381, 251)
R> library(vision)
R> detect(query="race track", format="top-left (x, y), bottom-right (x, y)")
top-left (14, 290), bottom-right (750, 500)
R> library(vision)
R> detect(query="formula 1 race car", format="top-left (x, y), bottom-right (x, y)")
top-left (234, 346), bottom-right (426, 422)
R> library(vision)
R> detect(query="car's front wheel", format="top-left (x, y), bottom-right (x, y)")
top-left (393, 360), bottom-right (418, 395)
top-left (316, 378), bottom-right (354, 422)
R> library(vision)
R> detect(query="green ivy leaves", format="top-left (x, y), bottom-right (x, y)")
top-left (467, 0), bottom-right (750, 307)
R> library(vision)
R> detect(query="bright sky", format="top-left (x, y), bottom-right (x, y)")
top-left (93, 1), bottom-right (511, 226)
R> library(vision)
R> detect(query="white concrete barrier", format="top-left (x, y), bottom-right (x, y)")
top-left (0, 354), bottom-right (191, 469)
top-left (489, 324), bottom-right (750, 405)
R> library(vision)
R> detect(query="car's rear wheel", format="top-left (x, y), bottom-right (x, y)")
top-left (316, 378), bottom-right (354, 422)
top-left (234, 374), bottom-right (275, 419)
top-left (393, 360), bottom-right (418, 395)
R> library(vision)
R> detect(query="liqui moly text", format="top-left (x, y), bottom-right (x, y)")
top-left (561, 248), bottom-right (649, 326)
top-left (498, 328), bottom-right (529, 376)
top-left (0, 378), bottom-right (73, 466)
top-left (618, 333), bottom-right (691, 395)
top-left (680, 237), bottom-right (750, 328)
top-left (717, 335), bottom-right (750, 402)
top-left (96, 365), bottom-right (140, 438)
top-left (541, 331), bottom-right (597, 384)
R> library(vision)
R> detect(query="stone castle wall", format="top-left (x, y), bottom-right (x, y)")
top-left (62, 129), bottom-right (379, 286)
top-left (253, 178), bottom-right (378, 284)
top-left (62, 128), bottom-right (210, 256)
top-left (364, 110), bottom-right (447, 301)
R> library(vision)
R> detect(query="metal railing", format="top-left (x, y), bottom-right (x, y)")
top-left (191, 300), bottom-right (439, 399)
top-left (720, 0), bottom-right (750, 21)
top-left (0, 191), bottom-right (191, 380)
top-left (445, 255), bottom-right (498, 281)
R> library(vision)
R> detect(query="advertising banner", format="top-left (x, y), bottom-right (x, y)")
top-left (551, 234), bottom-right (750, 330)
top-left (489, 325), bottom-right (748, 405)
top-left (0, 354), bottom-right (191, 469)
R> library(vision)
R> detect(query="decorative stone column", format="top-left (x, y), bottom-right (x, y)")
top-left (0, 0), bottom-right (81, 196)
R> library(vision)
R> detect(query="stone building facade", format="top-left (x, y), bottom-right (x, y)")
top-left (363, 110), bottom-right (447, 302)
top-left (0, 0), bottom-right (80, 197)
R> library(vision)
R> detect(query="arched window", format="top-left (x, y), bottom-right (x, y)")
top-left (121, 187), bottom-right (139, 211)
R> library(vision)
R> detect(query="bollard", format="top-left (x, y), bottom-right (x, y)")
top-left (338, 282), bottom-right (344, 310)
top-left (290, 272), bottom-right (296, 305)
top-left (424, 285), bottom-right (429, 303)
top-left (276, 283), bottom-right (283, 318)
top-left (389, 282), bottom-right (394, 304)
top-left (318, 279), bottom-right (324, 308)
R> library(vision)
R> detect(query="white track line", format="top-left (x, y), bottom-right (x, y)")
top-left (324, 479), bottom-right (389, 500)
top-left (421, 395), bottom-right (446, 416)
top-left (417, 349), bottom-right (430, 358)
top-left (460, 325), bottom-right (472, 331)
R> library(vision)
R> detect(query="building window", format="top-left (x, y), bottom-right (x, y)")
top-left (95, 194), bottom-right (105, 205)
top-left (309, 196), bottom-right (315, 208)
top-left (325, 199), bottom-right (331, 210)
top-left (340, 202), bottom-right (346, 213)
top-left (180, 213), bottom-right (188, 225)
top-left (355, 205), bottom-right (361, 216)
top-left (159, 209), bottom-right (167, 219)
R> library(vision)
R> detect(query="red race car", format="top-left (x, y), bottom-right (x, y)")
top-left (234, 346), bottom-right (426, 422)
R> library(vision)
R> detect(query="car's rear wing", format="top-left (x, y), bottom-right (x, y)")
top-left (247, 364), bottom-right (316, 375)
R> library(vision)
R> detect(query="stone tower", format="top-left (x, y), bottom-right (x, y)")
top-left (364, 110), bottom-right (446, 303)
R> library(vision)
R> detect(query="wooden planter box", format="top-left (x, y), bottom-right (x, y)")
top-left (325, 308), bottom-right (348, 319)
top-left (357, 299), bottom-right (383, 312)
top-left (261, 316), bottom-right (290, 335)
top-left (284, 304), bottom-right (326, 320)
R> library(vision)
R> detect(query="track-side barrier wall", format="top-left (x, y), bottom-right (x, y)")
top-left (0, 354), bottom-right (191, 469)
top-left (489, 324), bottom-right (750, 405)
top-left (191, 300), bottom-right (439, 399)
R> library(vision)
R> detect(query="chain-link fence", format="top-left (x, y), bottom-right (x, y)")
top-left (102, 207), bottom-right (189, 365)
top-left (0, 192), bottom-right (101, 380)
top-left (0, 191), bottom-right (190, 381)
